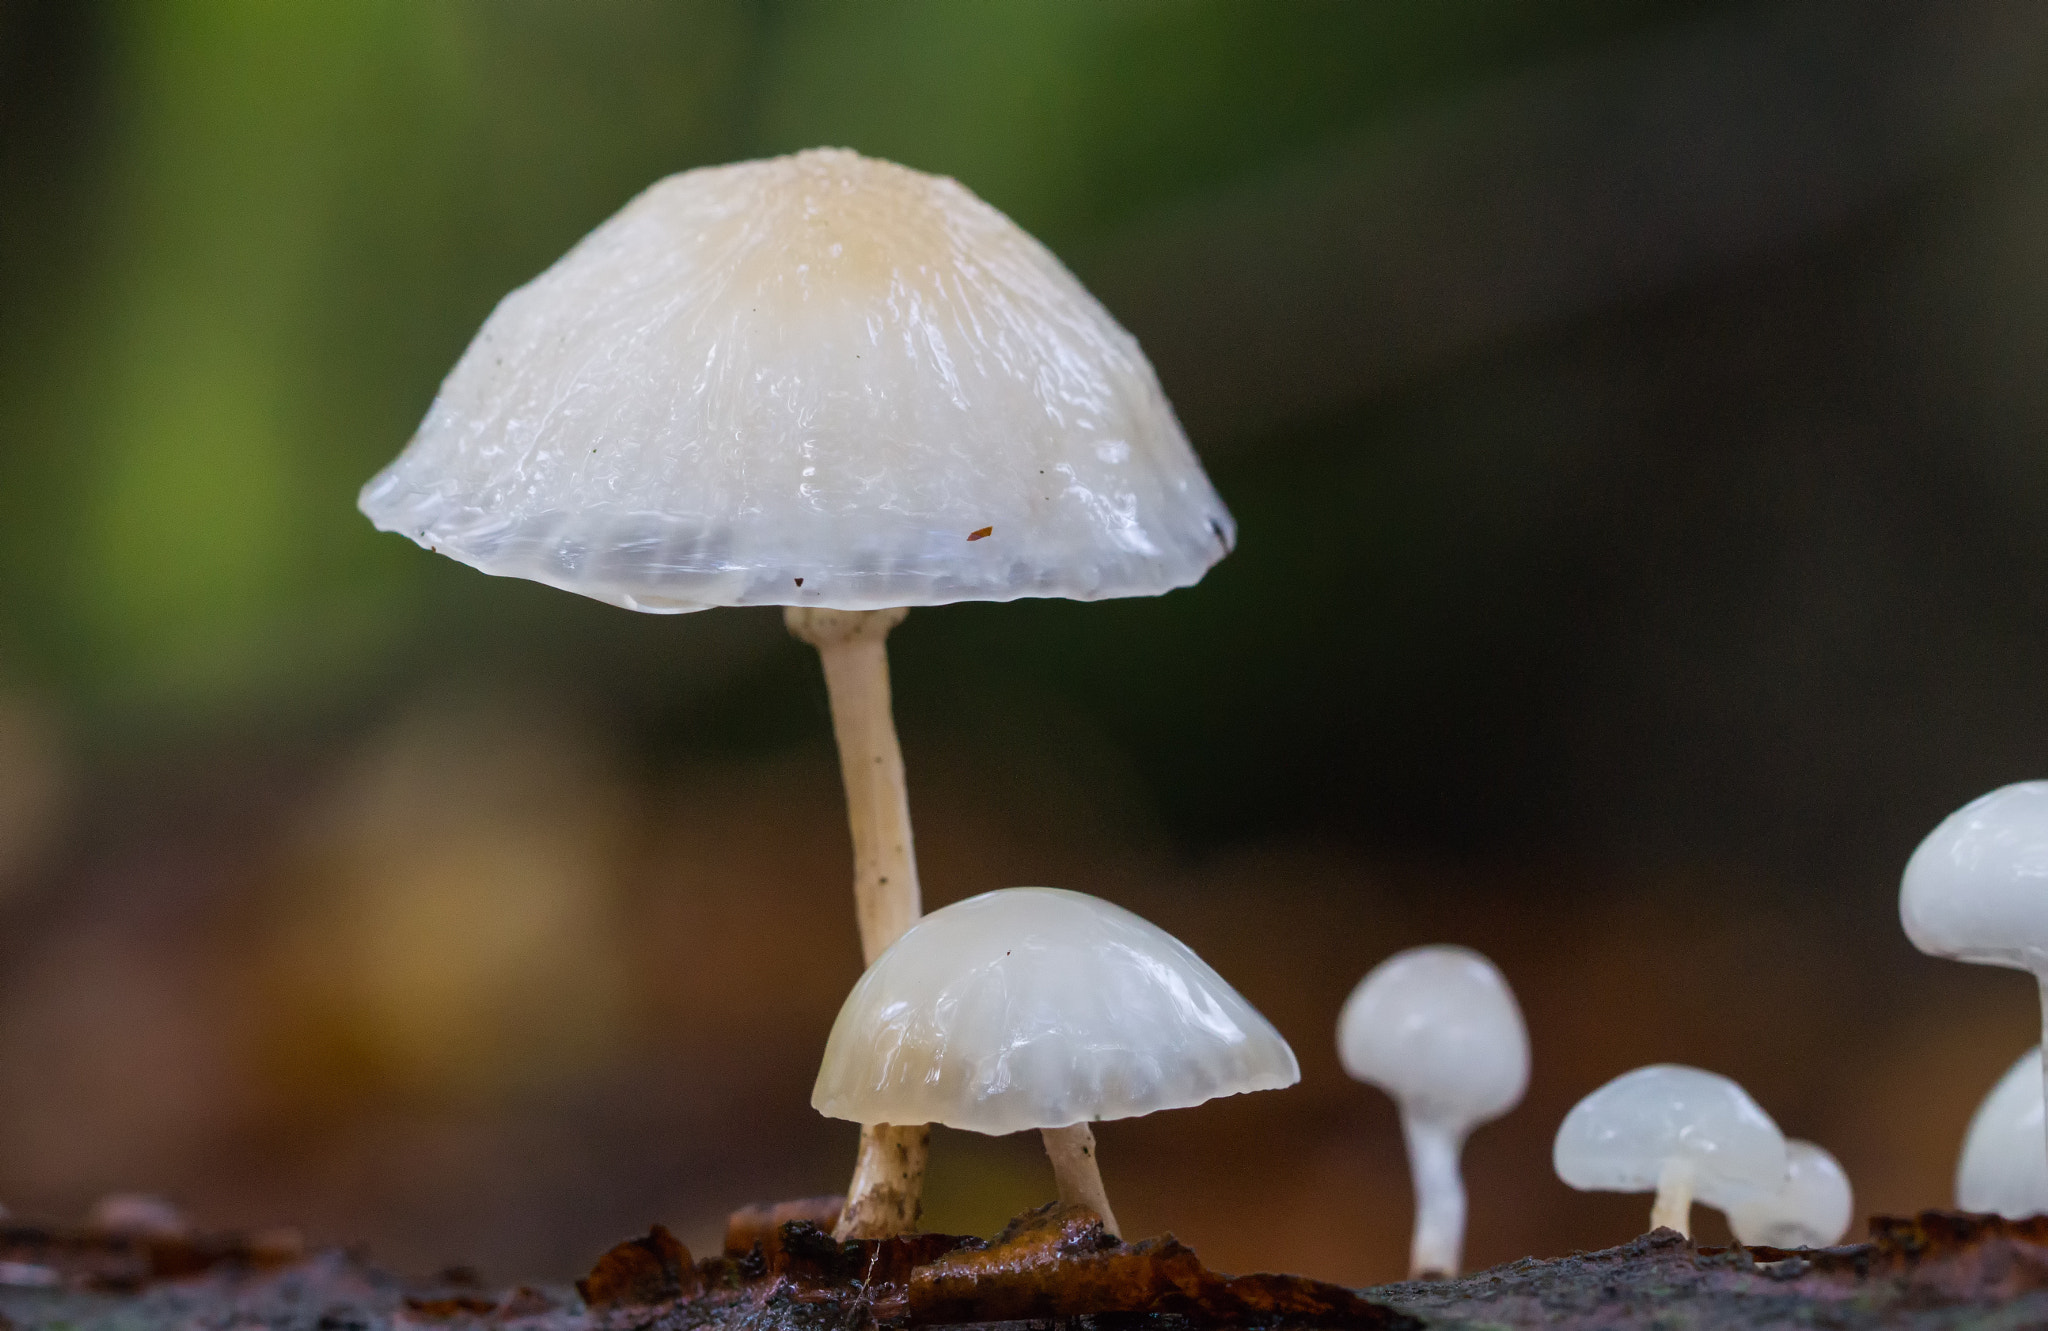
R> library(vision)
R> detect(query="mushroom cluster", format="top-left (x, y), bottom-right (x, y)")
top-left (356, 141), bottom-right (2027, 1279)
top-left (358, 148), bottom-right (1234, 1237)
top-left (1552, 1064), bottom-right (1851, 1247)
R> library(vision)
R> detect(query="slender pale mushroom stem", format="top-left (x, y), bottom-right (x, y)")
top-left (1650, 1157), bottom-right (1696, 1237)
top-left (1400, 1114), bottom-right (1467, 1279)
top-left (785, 606), bottom-right (928, 1240)
top-left (1040, 1124), bottom-right (1120, 1239)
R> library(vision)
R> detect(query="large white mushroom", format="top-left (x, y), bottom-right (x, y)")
top-left (1554, 1064), bottom-right (1787, 1239)
top-left (1901, 781), bottom-right (2048, 1184)
top-left (1337, 945), bottom-right (1528, 1279)
top-left (1956, 1046), bottom-right (2048, 1218)
top-left (358, 149), bottom-right (1234, 1236)
top-left (812, 887), bottom-right (1299, 1237)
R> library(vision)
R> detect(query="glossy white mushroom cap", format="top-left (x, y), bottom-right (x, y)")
top-left (1727, 1140), bottom-right (1854, 1248)
top-left (811, 887), bottom-right (1299, 1135)
top-left (1336, 945), bottom-right (1529, 1129)
top-left (1901, 782), bottom-right (2048, 972)
top-left (1956, 1046), bottom-right (2048, 1218)
top-left (360, 148), bottom-right (1233, 614)
top-left (1553, 1065), bottom-right (1787, 1209)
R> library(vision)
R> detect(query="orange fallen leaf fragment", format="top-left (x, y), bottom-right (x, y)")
top-left (968, 527), bottom-right (993, 541)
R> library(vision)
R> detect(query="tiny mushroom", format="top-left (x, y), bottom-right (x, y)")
top-left (358, 148), bottom-right (1234, 1237)
top-left (1956, 1046), bottom-right (2048, 1219)
top-left (1553, 1064), bottom-right (1787, 1239)
top-left (812, 887), bottom-right (1299, 1237)
top-left (1901, 781), bottom-right (2048, 1177)
top-left (1336, 945), bottom-right (1529, 1279)
top-left (1725, 1141), bottom-right (1853, 1249)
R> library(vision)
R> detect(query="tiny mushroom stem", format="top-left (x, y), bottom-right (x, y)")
top-left (784, 606), bottom-right (927, 1239)
top-left (1401, 1117), bottom-right (1467, 1279)
top-left (835, 1122), bottom-right (932, 1240)
top-left (1040, 1124), bottom-right (1120, 1238)
top-left (1650, 1157), bottom-right (1697, 1237)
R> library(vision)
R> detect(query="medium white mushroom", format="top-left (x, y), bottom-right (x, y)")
top-left (1553, 1064), bottom-right (1787, 1239)
top-left (358, 148), bottom-right (1234, 1236)
top-left (1336, 945), bottom-right (1528, 1279)
top-left (1901, 781), bottom-right (2048, 1181)
top-left (1956, 1046), bottom-right (2048, 1218)
top-left (812, 887), bottom-right (1299, 1237)
top-left (1726, 1140), bottom-right (1853, 1249)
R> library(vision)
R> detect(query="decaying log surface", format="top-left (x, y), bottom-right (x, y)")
top-left (5, 1205), bottom-right (2048, 1330)
top-left (1373, 1212), bottom-right (2048, 1328)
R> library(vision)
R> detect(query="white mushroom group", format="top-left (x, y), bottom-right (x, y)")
top-left (1553, 1065), bottom-right (1787, 1239)
top-left (1726, 1141), bottom-right (1853, 1249)
top-left (1956, 1046), bottom-right (2048, 1219)
top-left (1901, 780), bottom-right (2048, 1191)
top-left (813, 887), bottom-right (1299, 1236)
top-left (358, 148), bottom-right (1235, 1237)
top-left (1337, 946), bottom-right (1528, 1278)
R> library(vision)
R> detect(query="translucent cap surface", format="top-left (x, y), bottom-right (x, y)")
top-left (1727, 1140), bottom-right (1854, 1248)
top-left (1336, 945), bottom-right (1529, 1128)
top-left (359, 148), bottom-right (1233, 614)
top-left (1553, 1064), bottom-right (1787, 1208)
top-left (811, 887), bottom-right (1299, 1135)
top-left (1901, 782), bottom-right (2048, 972)
top-left (1956, 1046), bottom-right (2048, 1218)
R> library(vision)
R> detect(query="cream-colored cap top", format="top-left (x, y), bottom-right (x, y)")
top-left (359, 148), bottom-right (1233, 613)
top-left (811, 887), bottom-right (1298, 1136)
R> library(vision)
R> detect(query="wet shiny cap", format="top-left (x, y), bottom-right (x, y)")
top-left (1901, 782), bottom-right (2048, 972)
top-left (1336, 945), bottom-right (1529, 1129)
top-left (1956, 1046), bottom-right (2048, 1218)
top-left (1553, 1064), bottom-right (1787, 1208)
top-left (1727, 1140), bottom-right (1854, 1248)
top-left (811, 887), bottom-right (1299, 1135)
top-left (359, 148), bottom-right (1233, 614)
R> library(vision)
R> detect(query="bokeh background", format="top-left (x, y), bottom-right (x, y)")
top-left (4, 0), bottom-right (2048, 1289)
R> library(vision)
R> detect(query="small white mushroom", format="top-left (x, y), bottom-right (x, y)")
top-left (1956, 1046), bottom-right (2048, 1218)
top-left (812, 887), bottom-right (1300, 1237)
top-left (358, 148), bottom-right (1236, 1237)
top-left (1726, 1140), bottom-right (1853, 1249)
top-left (1553, 1064), bottom-right (1787, 1239)
top-left (1336, 945), bottom-right (1528, 1279)
top-left (1901, 781), bottom-right (2048, 1176)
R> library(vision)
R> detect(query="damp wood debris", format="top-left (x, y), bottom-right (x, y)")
top-left (9, 1207), bottom-right (2048, 1331)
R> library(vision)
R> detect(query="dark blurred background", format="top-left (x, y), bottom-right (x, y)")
top-left (3, 0), bottom-right (2048, 1289)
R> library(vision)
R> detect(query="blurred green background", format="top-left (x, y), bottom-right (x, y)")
top-left (4, 0), bottom-right (2048, 1288)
